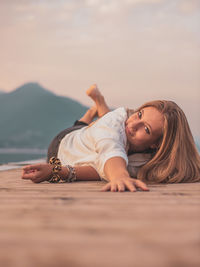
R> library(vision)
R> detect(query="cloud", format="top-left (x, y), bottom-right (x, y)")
top-left (0, 0), bottom-right (199, 136)
top-left (178, 0), bottom-right (200, 14)
top-left (0, 0), bottom-right (166, 27)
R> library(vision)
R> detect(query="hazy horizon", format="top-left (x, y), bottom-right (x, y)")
top-left (0, 0), bottom-right (200, 137)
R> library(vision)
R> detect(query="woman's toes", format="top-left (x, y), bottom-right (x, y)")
top-left (86, 84), bottom-right (102, 100)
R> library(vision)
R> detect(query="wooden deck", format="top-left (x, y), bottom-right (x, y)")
top-left (0, 168), bottom-right (200, 267)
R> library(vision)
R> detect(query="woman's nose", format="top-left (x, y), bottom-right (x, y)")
top-left (130, 120), bottom-right (141, 131)
top-left (129, 122), bottom-right (137, 131)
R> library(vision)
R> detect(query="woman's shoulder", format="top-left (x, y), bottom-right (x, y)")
top-left (100, 107), bottom-right (127, 125)
top-left (87, 107), bottom-right (127, 139)
top-left (109, 107), bottom-right (127, 119)
top-left (113, 107), bottom-right (127, 114)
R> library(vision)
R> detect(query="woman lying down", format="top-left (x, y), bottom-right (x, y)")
top-left (21, 84), bottom-right (200, 192)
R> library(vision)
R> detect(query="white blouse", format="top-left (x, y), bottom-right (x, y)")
top-left (57, 107), bottom-right (129, 180)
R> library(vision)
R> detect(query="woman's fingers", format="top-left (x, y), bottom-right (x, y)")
top-left (101, 183), bottom-right (111, 192)
top-left (22, 169), bottom-right (36, 179)
top-left (124, 180), bottom-right (137, 192)
top-left (102, 182), bottom-right (124, 192)
top-left (101, 178), bottom-right (149, 192)
top-left (22, 164), bottom-right (43, 182)
top-left (134, 180), bottom-right (149, 191)
top-left (22, 170), bottom-right (43, 183)
top-left (111, 183), bottom-right (117, 192)
top-left (22, 163), bottom-right (51, 182)
top-left (117, 182), bottom-right (125, 192)
top-left (23, 164), bottom-right (40, 171)
top-left (22, 170), bottom-right (40, 181)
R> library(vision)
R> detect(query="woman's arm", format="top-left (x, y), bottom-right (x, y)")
top-left (22, 163), bottom-right (100, 183)
top-left (21, 158), bottom-right (149, 192)
top-left (102, 157), bottom-right (149, 192)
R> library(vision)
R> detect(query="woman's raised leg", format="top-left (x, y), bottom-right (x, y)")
top-left (86, 84), bottom-right (110, 117)
top-left (77, 84), bottom-right (110, 125)
top-left (78, 106), bottom-right (97, 125)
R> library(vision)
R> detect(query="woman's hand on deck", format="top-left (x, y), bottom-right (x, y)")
top-left (101, 177), bottom-right (149, 192)
top-left (21, 163), bottom-right (52, 183)
top-left (103, 157), bottom-right (149, 192)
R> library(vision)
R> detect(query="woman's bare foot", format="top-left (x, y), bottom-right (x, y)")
top-left (86, 84), bottom-right (104, 102)
top-left (86, 84), bottom-right (110, 117)
top-left (78, 106), bottom-right (97, 125)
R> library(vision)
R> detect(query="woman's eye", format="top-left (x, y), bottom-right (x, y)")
top-left (145, 126), bottom-right (150, 134)
top-left (138, 111), bottom-right (142, 119)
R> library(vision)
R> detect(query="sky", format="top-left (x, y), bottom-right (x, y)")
top-left (0, 0), bottom-right (200, 138)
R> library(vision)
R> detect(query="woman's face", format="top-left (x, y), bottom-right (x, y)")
top-left (125, 106), bottom-right (164, 152)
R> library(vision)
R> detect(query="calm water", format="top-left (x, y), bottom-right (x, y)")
top-left (0, 144), bottom-right (199, 165)
top-left (0, 148), bottom-right (47, 164)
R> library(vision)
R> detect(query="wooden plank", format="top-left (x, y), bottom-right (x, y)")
top-left (0, 169), bottom-right (200, 267)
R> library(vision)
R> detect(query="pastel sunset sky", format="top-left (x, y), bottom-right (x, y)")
top-left (0, 0), bottom-right (200, 138)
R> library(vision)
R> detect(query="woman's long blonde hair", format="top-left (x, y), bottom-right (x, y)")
top-left (135, 100), bottom-right (200, 183)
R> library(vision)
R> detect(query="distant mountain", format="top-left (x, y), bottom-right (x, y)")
top-left (1, 82), bottom-right (200, 153)
top-left (0, 83), bottom-right (88, 149)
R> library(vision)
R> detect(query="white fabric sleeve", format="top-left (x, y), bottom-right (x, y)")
top-left (89, 107), bottom-right (127, 143)
top-left (94, 138), bottom-right (128, 181)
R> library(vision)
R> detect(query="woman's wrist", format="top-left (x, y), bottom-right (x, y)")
top-left (59, 166), bottom-right (69, 180)
top-left (46, 165), bottom-right (69, 181)
top-left (46, 164), bottom-right (54, 181)
top-left (107, 170), bottom-right (131, 182)
top-left (48, 157), bottom-right (77, 183)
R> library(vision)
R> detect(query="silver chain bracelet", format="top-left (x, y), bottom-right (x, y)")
top-left (64, 165), bottom-right (77, 183)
